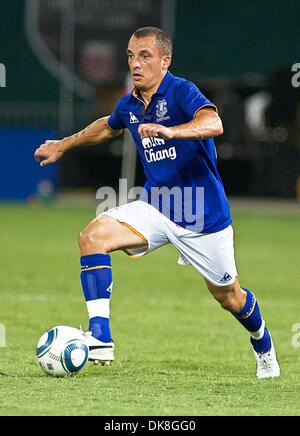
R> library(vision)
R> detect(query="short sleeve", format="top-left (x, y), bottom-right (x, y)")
top-left (108, 102), bottom-right (126, 130)
top-left (176, 80), bottom-right (216, 119)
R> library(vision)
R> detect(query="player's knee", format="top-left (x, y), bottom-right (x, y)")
top-left (78, 219), bottom-right (110, 254)
top-left (216, 291), bottom-right (238, 312)
top-left (78, 229), bottom-right (92, 250)
top-left (208, 282), bottom-right (245, 313)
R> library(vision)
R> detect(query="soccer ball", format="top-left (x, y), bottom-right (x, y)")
top-left (36, 326), bottom-right (89, 377)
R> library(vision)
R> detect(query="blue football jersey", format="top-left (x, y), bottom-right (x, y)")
top-left (108, 71), bottom-right (232, 233)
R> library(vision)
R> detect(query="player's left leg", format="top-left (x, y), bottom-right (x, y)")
top-left (166, 223), bottom-right (280, 378)
top-left (205, 278), bottom-right (280, 379)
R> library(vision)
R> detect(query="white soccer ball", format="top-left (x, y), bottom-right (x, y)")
top-left (36, 326), bottom-right (89, 377)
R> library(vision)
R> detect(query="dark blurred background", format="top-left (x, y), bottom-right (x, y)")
top-left (1, 0), bottom-right (300, 203)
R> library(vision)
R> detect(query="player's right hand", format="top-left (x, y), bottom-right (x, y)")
top-left (34, 140), bottom-right (65, 167)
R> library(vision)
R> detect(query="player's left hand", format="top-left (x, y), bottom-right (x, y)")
top-left (138, 123), bottom-right (174, 140)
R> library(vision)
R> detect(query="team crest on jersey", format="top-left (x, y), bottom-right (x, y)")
top-left (156, 99), bottom-right (170, 121)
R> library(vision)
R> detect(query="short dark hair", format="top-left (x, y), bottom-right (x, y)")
top-left (132, 27), bottom-right (172, 56)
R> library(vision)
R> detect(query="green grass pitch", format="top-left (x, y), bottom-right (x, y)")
top-left (0, 204), bottom-right (300, 416)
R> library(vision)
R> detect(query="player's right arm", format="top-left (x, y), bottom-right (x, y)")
top-left (34, 116), bottom-right (123, 167)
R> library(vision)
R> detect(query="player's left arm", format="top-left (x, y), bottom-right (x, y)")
top-left (138, 107), bottom-right (223, 140)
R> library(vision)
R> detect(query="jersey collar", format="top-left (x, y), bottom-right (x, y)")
top-left (155, 71), bottom-right (174, 95)
top-left (132, 71), bottom-right (174, 104)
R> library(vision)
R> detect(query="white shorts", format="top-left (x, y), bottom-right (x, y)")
top-left (101, 200), bottom-right (238, 287)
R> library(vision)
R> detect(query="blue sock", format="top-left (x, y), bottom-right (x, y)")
top-left (234, 288), bottom-right (271, 353)
top-left (80, 254), bottom-right (113, 343)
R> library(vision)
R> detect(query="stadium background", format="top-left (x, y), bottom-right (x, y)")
top-left (1, 0), bottom-right (300, 201)
top-left (0, 0), bottom-right (300, 417)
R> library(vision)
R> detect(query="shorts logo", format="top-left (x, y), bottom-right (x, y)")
top-left (129, 112), bottom-right (139, 123)
top-left (220, 272), bottom-right (232, 283)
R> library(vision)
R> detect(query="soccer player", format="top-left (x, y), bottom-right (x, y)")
top-left (34, 27), bottom-right (280, 378)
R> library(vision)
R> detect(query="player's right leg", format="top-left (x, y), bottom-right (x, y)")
top-left (79, 213), bottom-right (149, 256)
top-left (78, 214), bottom-right (148, 365)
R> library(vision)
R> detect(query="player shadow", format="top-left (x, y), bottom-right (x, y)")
top-left (0, 371), bottom-right (48, 379)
